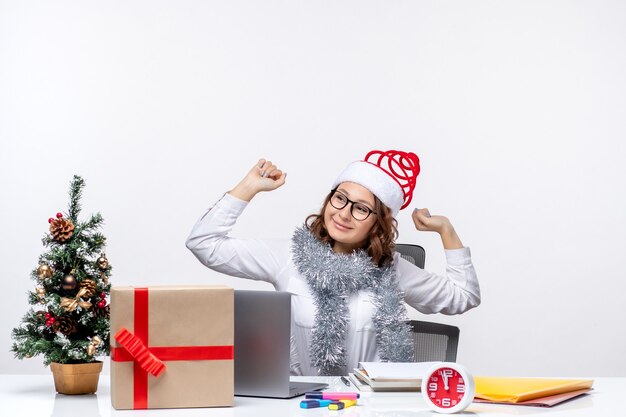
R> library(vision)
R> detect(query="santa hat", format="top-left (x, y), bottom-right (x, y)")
top-left (331, 150), bottom-right (421, 217)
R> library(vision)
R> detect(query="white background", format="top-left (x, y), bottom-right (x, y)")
top-left (1, 0), bottom-right (625, 376)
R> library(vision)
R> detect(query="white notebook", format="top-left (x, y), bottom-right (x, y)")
top-left (352, 369), bottom-right (421, 391)
top-left (358, 361), bottom-right (439, 379)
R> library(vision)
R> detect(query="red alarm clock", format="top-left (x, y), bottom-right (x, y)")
top-left (421, 362), bottom-right (475, 414)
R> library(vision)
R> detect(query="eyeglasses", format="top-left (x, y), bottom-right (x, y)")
top-left (329, 189), bottom-right (377, 221)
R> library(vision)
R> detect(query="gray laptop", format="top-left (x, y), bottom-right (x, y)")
top-left (234, 290), bottom-right (328, 398)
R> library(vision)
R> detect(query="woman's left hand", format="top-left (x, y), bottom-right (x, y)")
top-left (412, 208), bottom-right (450, 234)
top-left (412, 208), bottom-right (464, 249)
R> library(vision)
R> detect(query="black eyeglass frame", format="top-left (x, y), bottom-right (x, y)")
top-left (329, 189), bottom-right (377, 221)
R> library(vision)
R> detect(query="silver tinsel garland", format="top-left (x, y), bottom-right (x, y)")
top-left (291, 227), bottom-right (414, 375)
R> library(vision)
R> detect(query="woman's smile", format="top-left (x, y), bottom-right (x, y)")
top-left (331, 218), bottom-right (353, 231)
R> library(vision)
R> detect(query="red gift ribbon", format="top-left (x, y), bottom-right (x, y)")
top-left (111, 287), bottom-right (234, 409)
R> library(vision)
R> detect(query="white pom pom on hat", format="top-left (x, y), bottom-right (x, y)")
top-left (331, 150), bottom-right (421, 217)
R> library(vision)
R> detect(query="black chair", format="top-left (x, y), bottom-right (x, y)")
top-left (395, 243), bottom-right (460, 363)
top-left (407, 320), bottom-right (459, 362)
top-left (394, 243), bottom-right (426, 269)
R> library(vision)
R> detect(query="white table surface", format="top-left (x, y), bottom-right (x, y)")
top-left (0, 375), bottom-right (620, 416)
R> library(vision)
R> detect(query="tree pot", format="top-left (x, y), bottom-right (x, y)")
top-left (50, 361), bottom-right (103, 395)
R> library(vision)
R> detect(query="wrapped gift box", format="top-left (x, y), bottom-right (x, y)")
top-left (110, 286), bottom-right (233, 409)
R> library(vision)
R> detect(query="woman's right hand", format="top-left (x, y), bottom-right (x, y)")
top-left (228, 159), bottom-right (287, 201)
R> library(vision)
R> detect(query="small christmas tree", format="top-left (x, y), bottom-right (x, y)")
top-left (11, 175), bottom-right (111, 365)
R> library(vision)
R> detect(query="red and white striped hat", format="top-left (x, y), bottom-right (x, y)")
top-left (331, 150), bottom-right (421, 217)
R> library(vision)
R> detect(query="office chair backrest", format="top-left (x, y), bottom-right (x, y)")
top-left (395, 243), bottom-right (426, 269)
top-left (395, 243), bottom-right (460, 362)
top-left (408, 320), bottom-right (459, 362)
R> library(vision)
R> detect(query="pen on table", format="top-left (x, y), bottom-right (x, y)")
top-left (340, 376), bottom-right (351, 387)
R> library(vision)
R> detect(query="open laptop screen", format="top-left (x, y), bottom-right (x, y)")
top-left (234, 290), bottom-right (326, 398)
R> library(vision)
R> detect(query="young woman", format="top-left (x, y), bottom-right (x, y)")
top-left (186, 150), bottom-right (480, 376)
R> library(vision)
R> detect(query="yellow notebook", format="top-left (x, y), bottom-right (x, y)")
top-left (474, 377), bottom-right (594, 403)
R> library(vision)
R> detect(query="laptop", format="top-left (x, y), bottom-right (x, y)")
top-left (234, 290), bottom-right (328, 398)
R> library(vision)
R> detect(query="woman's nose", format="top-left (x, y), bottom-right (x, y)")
top-left (338, 205), bottom-right (352, 220)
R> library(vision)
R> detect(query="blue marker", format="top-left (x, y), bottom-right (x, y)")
top-left (300, 399), bottom-right (333, 409)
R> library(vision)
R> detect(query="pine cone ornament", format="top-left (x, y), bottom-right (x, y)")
top-left (53, 315), bottom-right (78, 336)
top-left (93, 304), bottom-right (110, 319)
top-left (35, 311), bottom-right (47, 322)
top-left (49, 218), bottom-right (75, 242)
top-left (79, 279), bottom-right (97, 298)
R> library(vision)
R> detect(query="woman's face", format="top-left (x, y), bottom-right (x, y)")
top-left (324, 182), bottom-right (377, 253)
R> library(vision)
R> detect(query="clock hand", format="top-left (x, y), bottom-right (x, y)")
top-left (440, 370), bottom-right (449, 391)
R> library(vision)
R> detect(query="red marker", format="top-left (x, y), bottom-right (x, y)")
top-left (305, 392), bottom-right (360, 401)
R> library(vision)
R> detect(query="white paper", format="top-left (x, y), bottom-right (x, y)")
top-left (359, 361), bottom-right (440, 379)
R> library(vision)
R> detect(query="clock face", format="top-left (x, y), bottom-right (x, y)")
top-left (422, 363), bottom-right (475, 414)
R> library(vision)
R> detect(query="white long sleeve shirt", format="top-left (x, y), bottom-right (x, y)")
top-left (186, 193), bottom-right (481, 376)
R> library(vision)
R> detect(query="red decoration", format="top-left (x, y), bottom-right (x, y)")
top-left (48, 218), bottom-right (54, 224)
top-left (99, 292), bottom-right (106, 299)
top-left (44, 312), bottom-right (51, 319)
top-left (56, 212), bottom-right (63, 218)
top-left (364, 150), bottom-right (421, 210)
top-left (115, 328), bottom-right (166, 377)
top-left (97, 300), bottom-right (106, 308)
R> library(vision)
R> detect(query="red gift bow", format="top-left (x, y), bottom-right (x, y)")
top-left (114, 328), bottom-right (166, 377)
top-left (110, 287), bottom-right (234, 409)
